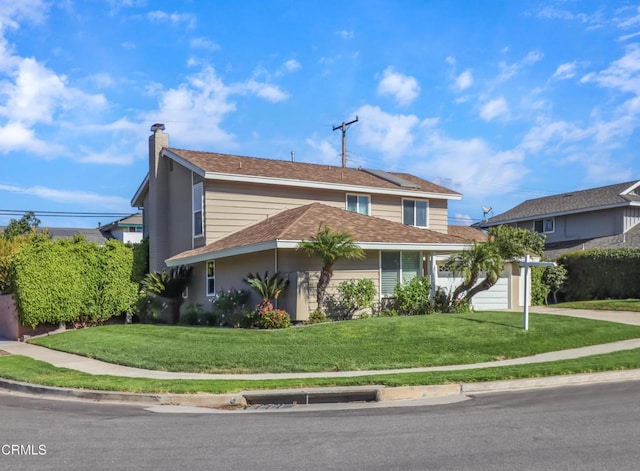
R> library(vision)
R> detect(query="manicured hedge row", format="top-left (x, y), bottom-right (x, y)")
top-left (557, 248), bottom-right (640, 300)
top-left (10, 236), bottom-right (138, 328)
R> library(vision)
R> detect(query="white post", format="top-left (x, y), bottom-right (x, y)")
top-left (523, 254), bottom-right (530, 331)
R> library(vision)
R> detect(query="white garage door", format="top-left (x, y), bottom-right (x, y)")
top-left (436, 270), bottom-right (510, 311)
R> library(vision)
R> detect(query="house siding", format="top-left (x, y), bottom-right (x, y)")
top-left (167, 162), bottom-right (195, 259)
top-left (203, 181), bottom-right (451, 243)
top-left (623, 206), bottom-right (640, 232)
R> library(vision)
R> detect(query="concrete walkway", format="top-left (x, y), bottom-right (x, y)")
top-left (0, 307), bottom-right (638, 381)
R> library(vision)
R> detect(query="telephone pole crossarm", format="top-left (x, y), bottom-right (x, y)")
top-left (333, 116), bottom-right (359, 168)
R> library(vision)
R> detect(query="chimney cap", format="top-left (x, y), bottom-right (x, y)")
top-left (150, 123), bottom-right (166, 132)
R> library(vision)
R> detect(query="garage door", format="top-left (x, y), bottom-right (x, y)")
top-left (436, 270), bottom-right (510, 311)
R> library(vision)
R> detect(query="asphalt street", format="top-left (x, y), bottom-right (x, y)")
top-left (0, 381), bottom-right (638, 471)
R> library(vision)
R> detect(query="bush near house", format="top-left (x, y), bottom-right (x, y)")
top-left (558, 248), bottom-right (640, 300)
top-left (9, 236), bottom-right (138, 328)
top-left (324, 278), bottom-right (376, 320)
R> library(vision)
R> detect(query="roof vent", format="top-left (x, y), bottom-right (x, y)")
top-left (150, 123), bottom-right (165, 132)
top-left (362, 168), bottom-right (419, 188)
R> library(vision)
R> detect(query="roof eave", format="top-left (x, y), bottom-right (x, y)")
top-left (131, 174), bottom-right (149, 208)
top-left (480, 201), bottom-right (635, 227)
top-left (165, 239), bottom-right (471, 266)
top-left (203, 171), bottom-right (462, 200)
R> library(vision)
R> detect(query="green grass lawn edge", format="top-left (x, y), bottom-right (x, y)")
top-left (25, 312), bottom-right (640, 374)
top-left (0, 349), bottom-right (639, 395)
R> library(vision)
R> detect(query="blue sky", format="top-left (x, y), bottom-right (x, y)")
top-left (1, 0), bottom-right (640, 228)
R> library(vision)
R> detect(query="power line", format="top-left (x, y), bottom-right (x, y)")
top-left (0, 209), bottom-right (133, 218)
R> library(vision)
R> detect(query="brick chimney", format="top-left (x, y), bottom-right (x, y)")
top-left (148, 123), bottom-right (170, 272)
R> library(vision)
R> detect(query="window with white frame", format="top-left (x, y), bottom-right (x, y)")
top-left (346, 194), bottom-right (370, 215)
top-left (206, 261), bottom-right (215, 296)
top-left (533, 218), bottom-right (554, 234)
top-left (381, 251), bottom-right (421, 296)
top-left (193, 182), bottom-right (203, 237)
top-left (402, 199), bottom-right (428, 228)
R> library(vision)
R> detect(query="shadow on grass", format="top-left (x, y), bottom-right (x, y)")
top-left (453, 316), bottom-right (521, 329)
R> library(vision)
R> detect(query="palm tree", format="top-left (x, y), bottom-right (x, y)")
top-left (141, 265), bottom-right (193, 324)
top-left (243, 271), bottom-right (289, 313)
top-left (298, 225), bottom-right (365, 308)
top-left (444, 242), bottom-right (503, 304)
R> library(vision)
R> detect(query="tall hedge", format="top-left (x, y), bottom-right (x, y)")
top-left (10, 236), bottom-right (138, 327)
top-left (557, 248), bottom-right (640, 300)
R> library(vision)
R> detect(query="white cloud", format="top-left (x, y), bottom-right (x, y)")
top-left (147, 10), bottom-right (196, 29)
top-left (377, 66), bottom-right (420, 106)
top-left (0, 122), bottom-right (61, 155)
top-left (337, 29), bottom-right (354, 39)
top-left (353, 104), bottom-right (420, 158)
top-left (498, 50), bottom-right (543, 82)
top-left (480, 96), bottom-right (509, 121)
top-left (283, 59), bottom-right (300, 73)
top-left (519, 119), bottom-right (589, 154)
top-left (190, 37), bottom-right (220, 51)
top-left (413, 129), bottom-right (528, 201)
top-left (552, 62), bottom-right (578, 80)
top-left (305, 137), bottom-right (339, 165)
top-left (581, 43), bottom-right (640, 94)
top-left (0, 184), bottom-right (130, 211)
top-left (617, 6), bottom-right (640, 29)
top-left (455, 69), bottom-right (473, 91)
top-left (241, 80), bottom-right (289, 102)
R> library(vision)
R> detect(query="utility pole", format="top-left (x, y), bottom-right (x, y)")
top-left (333, 116), bottom-right (358, 167)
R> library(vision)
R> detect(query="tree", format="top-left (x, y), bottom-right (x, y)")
top-left (244, 271), bottom-right (289, 313)
top-left (141, 265), bottom-right (193, 324)
top-left (444, 242), bottom-right (504, 304)
top-left (3, 211), bottom-right (40, 240)
top-left (297, 225), bottom-right (365, 308)
top-left (543, 264), bottom-right (568, 304)
top-left (444, 225), bottom-right (545, 307)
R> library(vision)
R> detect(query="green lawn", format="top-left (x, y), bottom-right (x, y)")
top-left (28, 311), bottom-right (640, 374)
top-left (554, 299), bottom-right (640, 312)
top-left (1, 349), bottom-right (639, 394)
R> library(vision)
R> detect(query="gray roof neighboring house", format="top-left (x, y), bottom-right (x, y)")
top-left (0, 226), bottom-right (108, 244)
top-left (98, 213), bottom-right (143, 238)
top-left (479, 180), bottom-right (640, 226)
top-left (544, 223), bottom-right (640, 260)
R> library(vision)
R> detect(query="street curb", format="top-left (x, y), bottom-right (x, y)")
top-left (2, 369), bottom-right (640, 407)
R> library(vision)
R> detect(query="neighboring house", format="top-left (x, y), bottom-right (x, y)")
top-left (0, 225), bottom-right (108, 245)
top-left (476, 181), bottom-right (640, 259)
top-left (132, 124), bottom-right (524, 320)
top-left (98, 213), bottom-right (143, 244)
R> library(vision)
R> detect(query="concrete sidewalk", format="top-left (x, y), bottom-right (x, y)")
top-left (0, 307), bottom-right (639, 408)
top-left (0, 307), bottom-right (639, 381)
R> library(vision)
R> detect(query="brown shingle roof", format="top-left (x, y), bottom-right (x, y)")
top-left (167, 203), bottom-right (468, 263)
top-left (448, 225), bottom-right (488, 243)
top-left (166, 148), bottom-right (460, 196)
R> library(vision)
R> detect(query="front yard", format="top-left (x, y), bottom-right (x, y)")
top-left (28, 311), bottom-right (640, 374)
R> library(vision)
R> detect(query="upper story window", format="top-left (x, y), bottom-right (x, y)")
top-left (533, 218), bottom-right (554, 234)
top-left (402, 199), bottom-right (428, 228)
top-left (346, 194), bottom-right (370, 215)
top-left (193, 182), bottom-right (203, 238)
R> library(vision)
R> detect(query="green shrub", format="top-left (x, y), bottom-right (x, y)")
top-left (307, 308), bottom-right (329, 324)
top-left (10, 236), bottom-right (137, 328)
top-left (379, 309), bottom-right (398, 317)
top-left (178, 303), bottom-right (205, 326)
top-left (131, 237), bottom-right (149, 284)
top-left (558, 248), bottom-right (640, 300)
top-left (324, 278), bottom-right (376, 320)
top-left (258, 309), bottom-right (291, 329)
top-left (393, 276), bottom-right (433, 315)
top-left (211, 289), bottom-right (250, 327)
top-left (530, 265), bottom-right (550, 306)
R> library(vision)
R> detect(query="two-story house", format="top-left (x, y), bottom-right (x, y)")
top-left (132, 124), bottom-right (522, 320)
top-left (477, 181), bottom-right (640, 259)
top-left (98, 213), bottom-right (143, 244)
